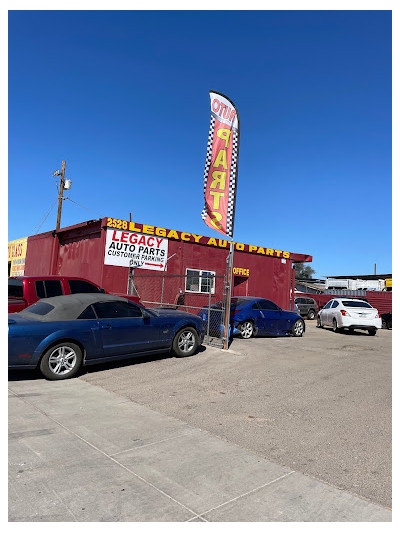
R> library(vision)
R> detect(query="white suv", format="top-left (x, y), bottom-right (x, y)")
top-left (317, 298), bottom-right (382, 336)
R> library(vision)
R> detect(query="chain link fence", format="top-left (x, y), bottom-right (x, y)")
top-left (130, 272), bottom-right (227, 347)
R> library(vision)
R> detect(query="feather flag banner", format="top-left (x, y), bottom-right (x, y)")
top-left (201, 91), bottom-right (240, 238)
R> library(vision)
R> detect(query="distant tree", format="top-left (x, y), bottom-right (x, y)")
top-left (294, 263), bottom-right (316, 279)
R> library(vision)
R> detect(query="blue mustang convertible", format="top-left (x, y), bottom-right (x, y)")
top-left (200, 296), bottom-right (305, 339)
top-left (8, 294), bottom-right (205, 380)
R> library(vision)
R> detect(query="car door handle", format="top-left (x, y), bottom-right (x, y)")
top-left (101, 324), bottom-right (112, 329)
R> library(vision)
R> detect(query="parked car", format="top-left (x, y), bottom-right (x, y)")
top-left (199, 296), bottom-right (305, 338)
top-left (381, 312), bottom-right (392, 330)
top-left (289, 300), bottom-right (301, 315)
top-left (8, 275), bottom-right (141, 313)
top-left (8, 294), bottom-right (205, 380)
top-left (294, 297), bottom-right (318, 320)
top-left (317, 298), bottom-right (381, 335)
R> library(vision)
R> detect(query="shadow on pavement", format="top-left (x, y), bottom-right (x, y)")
top-left (80, 345), bottom-right (207, 377)
top-left (8, 345), bottom-right (207, 382)
top-left (317, 327), bottom-right (373, 336)
top-left (8, 368), bottom-right (43, 382)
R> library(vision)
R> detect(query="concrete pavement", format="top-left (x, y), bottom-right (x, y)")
top-left (80, 328), bottom-right (392, 507)
top-left (9, 377), bottom-right (391, 521)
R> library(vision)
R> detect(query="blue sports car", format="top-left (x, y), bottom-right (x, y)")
top-left (8, 293), bottom-right (205, 380)
top-left (200, 296), bottom-right (305, 339)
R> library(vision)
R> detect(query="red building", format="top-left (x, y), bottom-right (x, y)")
top-left (23, 216), bottom-right (312, 310)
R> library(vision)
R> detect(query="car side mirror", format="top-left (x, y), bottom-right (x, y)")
top-left (142, 310), bottom-right (151, 319)
top-left (99, 288), bottom-right (106, 294)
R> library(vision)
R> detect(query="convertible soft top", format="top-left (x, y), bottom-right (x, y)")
top-left (15, 293), bottom-right (136, 322)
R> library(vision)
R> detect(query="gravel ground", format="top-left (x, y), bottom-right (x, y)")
top-left (80, 323), bottom-right (392, 508)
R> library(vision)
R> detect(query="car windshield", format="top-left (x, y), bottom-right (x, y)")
top-left (342, 300), bottom-right (372, 308)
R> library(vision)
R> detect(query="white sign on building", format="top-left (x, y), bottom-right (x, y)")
top-left (104, 228), bottom-right (168, 271)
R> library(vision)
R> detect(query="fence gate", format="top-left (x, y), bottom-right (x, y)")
top-left (131, 272), bottom-right (226, 347)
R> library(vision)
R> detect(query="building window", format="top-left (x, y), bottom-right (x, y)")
top-left (185, 268), bottom-right (215, 294)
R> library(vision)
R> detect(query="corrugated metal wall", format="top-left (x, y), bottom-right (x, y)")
top-left (322, 289), bottom-right (366, 296)
top-left (57, 233), bottom-right (104, 285)
top-left (24, 232), bottom-right (56, 275)
top-left (364, 292), bottom-right (392, 314)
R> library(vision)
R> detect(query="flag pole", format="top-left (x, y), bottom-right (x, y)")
top-left (223, 239), bottom-right (234, 350)
top-left (201, 91), bottom-right (239, 350)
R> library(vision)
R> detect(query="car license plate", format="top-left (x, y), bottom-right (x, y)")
top-left (359, 313), bottom-right (367, 317)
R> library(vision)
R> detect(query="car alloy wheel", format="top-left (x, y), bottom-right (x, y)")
top-left (332, 318), bottom-right (341, 333)
top-left (178, 330), bottom-right (195, 353)
top-left (49, 346), bottom-right (77, 375)
top-left (308, 310), bottom-right (316, 320)
top-left (173, 327), bottom-right (199, 357)
top-left (240, 321), bottom-right (254, 339)
top-left (39, 342), bottom-right (82, 380)
top-left (317, 316), bottom-right (323, 328)
top-left (292, 319), bottom-right (304, 337)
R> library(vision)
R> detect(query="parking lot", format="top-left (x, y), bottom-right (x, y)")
top-left (9, 322), bottom-right (392, 519)
top-left (78, 323), bottom-right (392, 508)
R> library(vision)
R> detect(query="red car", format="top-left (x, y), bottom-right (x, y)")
top-left (8, 276), bottom-right (140, 313)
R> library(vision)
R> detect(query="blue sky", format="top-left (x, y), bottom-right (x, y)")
top-left (8, 10), bottom-right (392, 278)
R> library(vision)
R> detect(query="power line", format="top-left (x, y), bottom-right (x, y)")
top-left (34, 197), bottom-right (58, 234)
top-left (65, 197), bottom-right (105, 218)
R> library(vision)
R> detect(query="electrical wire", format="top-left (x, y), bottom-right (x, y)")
top-left (33, 194), bottom-right (104, 235)
top-left (65, 197), bottom-right (105, 218)
top-left (34, 198), bottom-right (58, 234)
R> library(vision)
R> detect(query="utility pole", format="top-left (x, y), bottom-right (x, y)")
top-left (223, 241), bottom-right (234, 350)
top-left (56, 160), bottom-right (66, 230)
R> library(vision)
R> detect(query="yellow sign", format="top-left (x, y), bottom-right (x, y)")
top-left (8, 237), bottom-right (28, 276)
top-left (385, 279), bottom-right (392, 288)
top-left (106, 218), bottom-right (290, 259)
top-left (233, 267), bottom-right (250, 276)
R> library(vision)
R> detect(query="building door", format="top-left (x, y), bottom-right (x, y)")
top-left (233, 276), bottom-right (248, 297)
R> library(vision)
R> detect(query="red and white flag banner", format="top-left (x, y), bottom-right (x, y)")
top-left (201, 91), bottom-right (240, 238)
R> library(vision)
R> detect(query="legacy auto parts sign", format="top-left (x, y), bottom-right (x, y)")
top-left (104, 228), bottom-right (168, 270)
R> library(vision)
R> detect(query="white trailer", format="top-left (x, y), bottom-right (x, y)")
top-left (325, 278), bottom-right (385, 291)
